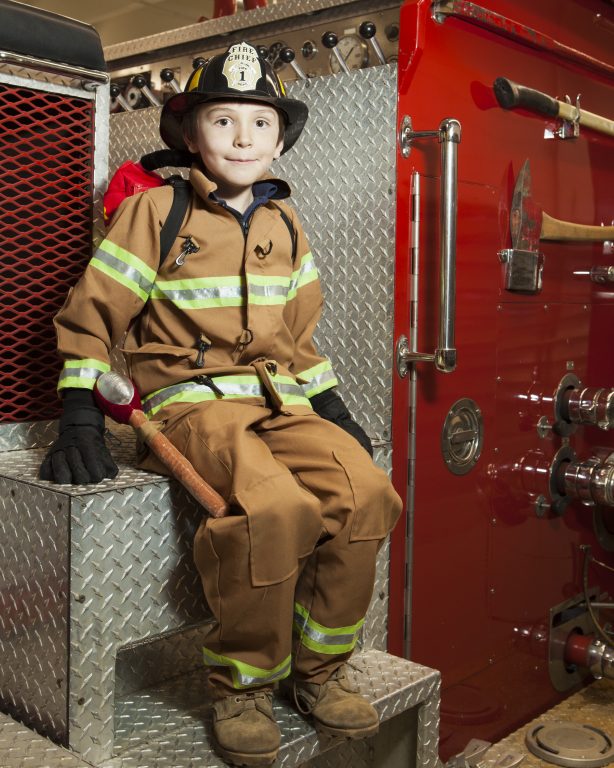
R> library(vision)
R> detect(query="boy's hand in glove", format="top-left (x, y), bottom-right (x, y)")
top-left (39, 389), bottom-right (119, 484)
top-left (309, 389), bottom-right (373, 457)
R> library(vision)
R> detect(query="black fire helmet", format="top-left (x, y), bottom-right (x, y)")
top-left (160, 41), bottom-right (309, 155)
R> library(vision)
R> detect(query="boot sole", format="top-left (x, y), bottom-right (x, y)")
top-left (314, 721), bottom-right (380, 740)
top-left (214, 744), bottom-right (278, 767)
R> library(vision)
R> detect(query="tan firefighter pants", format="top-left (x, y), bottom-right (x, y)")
top-left (140, 400), bottom-right (402, 695)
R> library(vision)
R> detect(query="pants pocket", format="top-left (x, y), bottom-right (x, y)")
top-left (234, 472), bottom-right (323, 587)
top-left (332, 449), bottom-right (402, 542)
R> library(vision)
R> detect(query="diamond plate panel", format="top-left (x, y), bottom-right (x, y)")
top-left (0, 429), bottom-right (214, 764)
top-left (0, 712), bottom-right (91, 768)
top-left (278, 66), bottom-right (398, 444)
top-left (115, 624), bottom-right (214, 698)
top-left (105, 0), bottom-right (397, 64)
top-left (0, 479), bottom-right (69, 744)
top-left (0, 420), bottom-right (57, 452)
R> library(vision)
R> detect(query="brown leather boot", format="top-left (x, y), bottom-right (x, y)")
top-left (285, 665), bottom-right (379, 739)
top-left (211, 689), bottom-right (280, 766)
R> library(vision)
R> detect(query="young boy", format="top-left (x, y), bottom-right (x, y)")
top-left (40, 42), bottom-right (402, 767)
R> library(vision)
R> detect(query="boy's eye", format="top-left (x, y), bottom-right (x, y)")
top-left (215, 117), bottom-right (231, 126)
top-left (255, 119), bottom-right (270, 128)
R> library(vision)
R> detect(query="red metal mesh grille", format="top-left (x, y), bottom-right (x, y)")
top-left (0, 83), bottom-right (94, 423)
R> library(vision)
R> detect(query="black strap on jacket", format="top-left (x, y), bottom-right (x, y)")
top-left (158, 183), bottom-right (298, 269)
top-left (160, 177), bottom-right (192, 266)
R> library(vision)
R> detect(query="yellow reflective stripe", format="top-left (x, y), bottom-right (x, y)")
top-left (58, 359), bottom-right (110, 391)
top-left (141, 375), bottom-right (312, 417)
top-left (298, 360), bottom-right (339, 398)
top-left (202, 646), bottom-right (291, 689)
top-left (149, 256), bottom-right (318, 310)
top-left (91, 240), bottom-right (156, 302)
top-left (287, 252), bottom-right (317, 300)
top-left (293, 602), bottom-right (364, 655)
top-left (151, 275), bottom-right (244, 308)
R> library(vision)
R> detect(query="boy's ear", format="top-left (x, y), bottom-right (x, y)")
top-left (183, 129), bottom-right (198, 154)
top-left (273, 139), bottom-right (283, 160)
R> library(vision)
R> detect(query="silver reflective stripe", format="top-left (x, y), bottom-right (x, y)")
top-left (288, 253), bottom-right (317, 297)
top-left (248, 283), bottom-right (289, 298)
top-left (142, 379), bottom-right (264, 415)
top-left (58, 366), bottom-right (105, 385)
top-left (293, 610), bottom-right (358, 647)
top-left (202, 648), bottom-right (291, 688)
top-left (92, 246), bottom-right (155, 295)
top-left (157, 285), bottom-right (244, 302)
top-left (303, 368), bottom-right (338, 396)
top-left (276, 382), bottom-right (306, 397)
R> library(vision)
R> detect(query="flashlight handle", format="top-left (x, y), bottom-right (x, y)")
top-left (129, 409), bottom-right (229, 518)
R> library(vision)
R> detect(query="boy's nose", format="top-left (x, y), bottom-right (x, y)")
top-left (234, 124), bottom-right (253, 146)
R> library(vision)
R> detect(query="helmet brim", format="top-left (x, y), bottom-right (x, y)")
top-left (160, 91), bottom-right (309, 155)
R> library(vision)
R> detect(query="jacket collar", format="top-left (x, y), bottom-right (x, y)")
top-left (188, 162), bottom-right (291, 205)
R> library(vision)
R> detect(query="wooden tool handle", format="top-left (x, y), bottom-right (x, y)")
top-left (129, 410), bottom-right (229, 518)
top-left (541, 211), bottom-right (614, 242)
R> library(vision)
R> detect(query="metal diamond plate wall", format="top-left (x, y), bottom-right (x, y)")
top-left (278, 65), bottom-right (398, 446)
top-left (0, 478), bottom-right (69, 743)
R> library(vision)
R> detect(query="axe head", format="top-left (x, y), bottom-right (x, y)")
top-left (510, 159), bottom-right (542, 251)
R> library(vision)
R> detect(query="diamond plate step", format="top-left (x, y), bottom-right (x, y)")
top-left (0, 712), bottom-right (92, 768)
top-left (99, 648), bottom-right (440, 768)
top-left (1, 650), bottom-right (440, 768)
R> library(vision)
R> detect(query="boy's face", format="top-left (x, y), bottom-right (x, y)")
top-left (185, 101), bottom-right (284, 198)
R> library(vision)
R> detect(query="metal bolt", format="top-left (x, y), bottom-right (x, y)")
top-left (75, 594), bottom-right (86, 604)
top-left (534, 495), bottom-right (549, 518)
top-left (566, 360), bottom-right (575, 370)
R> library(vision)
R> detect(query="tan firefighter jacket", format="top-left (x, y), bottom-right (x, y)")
top-left (54, 164), bottom-right (338, 418)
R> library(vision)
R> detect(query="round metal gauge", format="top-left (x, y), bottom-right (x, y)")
top-left (329, 34), bottom-right (369, 74)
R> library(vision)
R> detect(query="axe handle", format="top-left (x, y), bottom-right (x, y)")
top-left (541, 212), bottom-right (614, 242)
top-left (494, 77), bottom-right (614, 138)
top-left (129, 409), bottom-right (229, 518)
top-left (494, 77), bottom-right (559, 117)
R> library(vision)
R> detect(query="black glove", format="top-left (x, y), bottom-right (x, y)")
top-left (39, 389), bottom-right (119, 484)
top-left (310, 389), bottom-right (373, 457)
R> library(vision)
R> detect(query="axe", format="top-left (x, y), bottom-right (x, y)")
top-left (511, 159), bottom-right (614, 251)
top-left (94, 371), bottom-right (229, 518)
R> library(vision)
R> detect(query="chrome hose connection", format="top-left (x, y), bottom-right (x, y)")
top-left (558, 455), bottom-right (614, 507)
top-left (562, 386), bottom-right (614, 430)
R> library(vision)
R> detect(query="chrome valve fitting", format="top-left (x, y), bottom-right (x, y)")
top-left (562, 386), bottom-right (614, 430)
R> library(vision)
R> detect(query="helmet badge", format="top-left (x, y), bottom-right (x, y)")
top-left (222, 43), bottom-right (261, 92)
